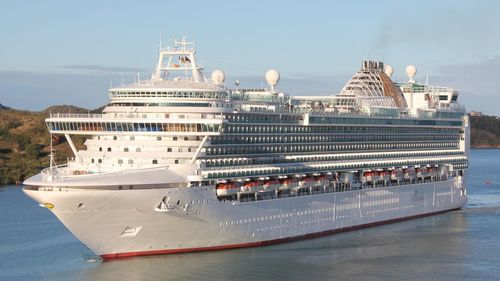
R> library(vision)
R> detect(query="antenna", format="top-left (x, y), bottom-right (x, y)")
top-left (137, 72), bottom-right (140, 85)
top-left (159, 33), bottom-right (162, 52)
top-left (224, 57), bottom-right (228, 76)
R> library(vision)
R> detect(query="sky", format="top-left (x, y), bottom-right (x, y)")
top-left (1, 0), bottom-right (499, 114)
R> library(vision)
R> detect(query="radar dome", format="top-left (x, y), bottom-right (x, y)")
top-left (406, 65), bottom-right (417, 82)
top-left (211, 70), bottom-right (225, 86)
top-left (265, 69), bottom-right (280, 86)
top-left (383, 65), bottom-right (393, 77)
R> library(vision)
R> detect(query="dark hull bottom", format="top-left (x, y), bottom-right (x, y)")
top-left (101, 207), bottom-right (462, 260)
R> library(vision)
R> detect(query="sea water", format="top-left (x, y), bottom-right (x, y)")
top-left (1, 149), bottom-right (499, 281)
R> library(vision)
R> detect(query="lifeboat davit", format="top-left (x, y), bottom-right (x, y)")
top-left (240, 181), bottom-right (263, 193)
top-left (216, 182), bottom-right (239, 196)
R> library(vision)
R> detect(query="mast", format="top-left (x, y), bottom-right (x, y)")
top-left (48, 133), bottom-right (57, 181)
top-left (153, 36), bottom-right (206, 83)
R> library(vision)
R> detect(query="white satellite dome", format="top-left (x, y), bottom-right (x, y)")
top-left (383, 64), bottom-right (393, 77)
top-left (265, 69), bottom-right (280, 87)
top-left (211, 70), bottom-right (225, 86)
top-left (406, 65), bottom-right (417, 82)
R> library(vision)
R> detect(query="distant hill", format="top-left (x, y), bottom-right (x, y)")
top-left (41, 104), bottom-right (91, 114)
top-left (0, 105), bottom-right (100, 185)
top-left (470, 115), bottom-right (500, 148)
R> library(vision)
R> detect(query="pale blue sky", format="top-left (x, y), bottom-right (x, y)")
top-left (1, 0), bottom-right (499, 114)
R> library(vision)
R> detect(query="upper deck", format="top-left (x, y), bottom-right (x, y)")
top-left (45, 40), bottom-right (466, 138)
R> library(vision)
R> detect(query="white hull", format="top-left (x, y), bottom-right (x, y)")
top-left (24, 176), bottom-right (467, 258)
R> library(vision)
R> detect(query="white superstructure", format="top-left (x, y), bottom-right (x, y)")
top-left (23, 39), bottom-right (469, 259)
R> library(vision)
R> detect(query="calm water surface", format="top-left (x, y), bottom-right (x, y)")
top-left (1, 149), bottom-right (499, 281)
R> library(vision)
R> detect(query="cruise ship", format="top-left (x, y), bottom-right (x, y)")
top-left (23, 38), bottom-right (469, 259)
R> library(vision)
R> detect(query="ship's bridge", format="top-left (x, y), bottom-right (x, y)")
top-left (108, 81), bottom-right (230, 101)
top-left (108, 36), bottom-right (229, 102)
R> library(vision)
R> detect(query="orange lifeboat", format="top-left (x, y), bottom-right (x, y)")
top-left (417, 167), bottom-right (430, 178)
top-left (391, 169), bottom-right (403, 181)
top-left (428, 167), bottom-right (437, 177)
top-left (299, 177), bottom-right (315, 188)
top-left (240, 181), bottom-right (263, 193)
top-left (362, 171), bottom-right (372, 182)
top-left (379, 171), bottom-right (390, 181)
top-left (263, 180), bottom-right (281, 191)
top-left (314, 175), bottom-right (329, 187)
top-left (216, 182), bottom-right (239, 197)
top-left (404, 168), bottom-right (416, 179)
top-left (279, 178), bottom-right (297, 190)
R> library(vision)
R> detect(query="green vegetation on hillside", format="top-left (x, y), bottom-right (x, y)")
top-left (0, 105), bottom-right (92, 185)
top-left (470, 115), bottom-right (500, 148)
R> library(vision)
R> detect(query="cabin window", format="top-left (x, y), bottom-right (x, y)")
top-left (130, 136), bottom-right (135, 140)
top-left (98, 159), bottom-right (102, 164)
top-left (91, 159), bottom-right (94, 163)
top-left (107, 147), bottom-right (112, 152)
top-left (439, 95), bottom-right (448, 101)
top-left (128, 159), bottom-right (134, 164)
top-left (173, 137), bottom-right (178, 141)
top-left (157, 136), bottom-right (162, 141)
top-left (136, 148), bottom-right (141, 152)
top-left (99, 147), bottom-right (102, 152)
top-left (175, 160), bottom-right (179, 164)
top-left (118, 159), bottom-right (123, 164)
top-left (167, 148), bottom-right (172, 152)
top-left (124, 147), bottom-right (129, 152)
top-left (152, 159), bottom-right (158, 164)
top-left (113, 136), bottom-right (117, 140)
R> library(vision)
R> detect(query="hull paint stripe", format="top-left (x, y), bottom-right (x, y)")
top-left (101, 207), bottom-right (462, 260)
